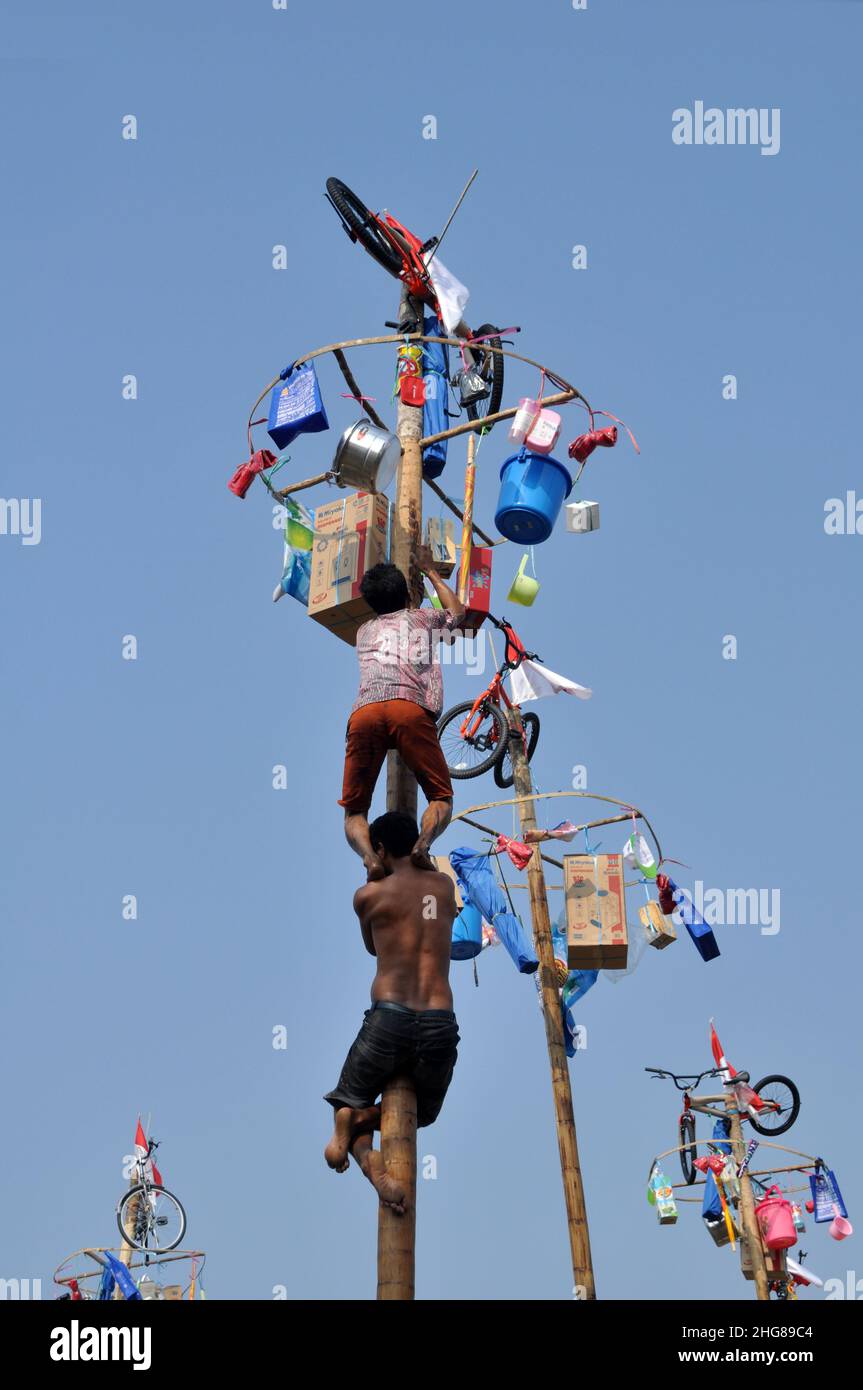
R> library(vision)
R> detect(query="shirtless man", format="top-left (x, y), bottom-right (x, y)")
top-left (324, 811), bottom-right (460, 1213)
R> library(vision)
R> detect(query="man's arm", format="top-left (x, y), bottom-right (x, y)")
top-left (418, 551), bottom-right (467, 624)
top-left (353, 884), bottom-right (377, 956)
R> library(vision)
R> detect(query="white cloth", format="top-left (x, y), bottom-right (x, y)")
top-left (509, 659), bottom-right (592, 704)
top-left (424, 254), bottom-right (470, 335)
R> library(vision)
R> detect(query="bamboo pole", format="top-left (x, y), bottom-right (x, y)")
top-left (114, 1177), bottom-right (140, 1300)
top-left (505, 706), bottom-right (596, 1298)
top-left (727, 1101), bottom-right (769, 1301)
top-left (457, 434), bottom-right (476, 601)
top-left (377, 287), bottom-right (422, 1302)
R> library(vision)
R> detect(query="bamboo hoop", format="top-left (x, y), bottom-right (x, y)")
top-left (54, 1246), bottom-right (206, 1290)
top-left (450, 790), bottom-right (664, 869)
top-left (647, 1137), bottom-right (820, 1193)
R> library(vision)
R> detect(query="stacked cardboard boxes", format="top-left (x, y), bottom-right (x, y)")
top-left (307, 491), bottom-right (390, 645)
top-left (563, 853), bottom-right (628, 970)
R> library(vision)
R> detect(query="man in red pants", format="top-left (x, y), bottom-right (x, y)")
top-left (340, 555), bottom-right (465, 881)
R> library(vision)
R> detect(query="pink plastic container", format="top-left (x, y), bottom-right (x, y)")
top-left (525, 408), bottom-right (562, 454)
top-left (755, 1186), bottom-right (797, 1251)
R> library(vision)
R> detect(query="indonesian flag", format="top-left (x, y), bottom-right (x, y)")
top-left (709, 1020), bottom-right (737, 1083)
top-left (135, 1119), bottom-right (163, 1187)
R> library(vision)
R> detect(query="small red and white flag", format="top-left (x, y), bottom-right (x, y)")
top-left (134, 1119), bottom-right (163, 1186)
top-left (709, 1019), bottom-right (737, 1083)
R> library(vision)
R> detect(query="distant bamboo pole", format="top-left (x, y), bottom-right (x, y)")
top-left (114, 1178), bottom-right (140, 1300)
top-left (505, 706), bottom-right (596, 1299)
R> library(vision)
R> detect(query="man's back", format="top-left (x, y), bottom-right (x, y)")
top-left (358, 865), bottom-right (456, 1011)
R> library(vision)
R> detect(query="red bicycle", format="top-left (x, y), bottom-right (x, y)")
top-left (324, 176), bottom-right (505, 427)
top-left (436, 615), bottom-right (541, 787)
top-left (646, 1066), bottom-right (801, 1185)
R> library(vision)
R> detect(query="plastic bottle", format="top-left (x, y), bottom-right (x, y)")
top-left (509, 398), bottom-right (541, 445)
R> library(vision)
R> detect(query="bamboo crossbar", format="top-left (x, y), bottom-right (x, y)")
top-left (450, 791), bottom-right (663, 868)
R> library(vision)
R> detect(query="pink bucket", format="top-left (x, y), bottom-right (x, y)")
top-left (756, 1185), bottom-right (798, 1251)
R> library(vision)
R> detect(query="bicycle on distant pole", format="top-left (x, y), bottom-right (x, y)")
top-left (646, 1066), bottom-right (801, 1185)
top-left (115, 1138), bottom-right (187, 1253)
top-left (436, 614), bottom-right (541, 788)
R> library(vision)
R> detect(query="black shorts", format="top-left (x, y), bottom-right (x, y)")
top-left (324, 1002), bottom-right (460, 1129)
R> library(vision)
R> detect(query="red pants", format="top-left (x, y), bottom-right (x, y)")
top-left (339, 700), bottom-right (453, 815)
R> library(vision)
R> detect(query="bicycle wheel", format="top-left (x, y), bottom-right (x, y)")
top-left (437, 700), bottom-right (507, 780)
top-left (749, 1075), bottom-right (800, 1136)
top-left (325, 177), bottom-right (402, 279)
top-left (465, 323), bottom-right (505, 429)
top-left (679, 1113), bottom-right (697, 1184)
top-left (117, 1184), bottom-right (187, 1253)
top-left (493, 713), bottom-right (541, 789)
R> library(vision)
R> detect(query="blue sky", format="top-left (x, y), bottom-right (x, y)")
top-left (2, 0), bottom-right (861, 1300)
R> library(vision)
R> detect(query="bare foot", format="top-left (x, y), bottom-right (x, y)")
top-left (410, 840), bottom-right (436, 872)
top-left (364, 854), bottom-right (386, 882)
top-left (324, 1108), bottom-right (354, 1173)
top-left (363, 1150), bottom-right (407, 1214)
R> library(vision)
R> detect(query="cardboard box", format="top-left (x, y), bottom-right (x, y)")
top-left (462, 546), bottom-right (492, 635)
top-left (434, 855), bottom-right (464, 909)
top-left (161, 1284), bottom-right (184, 1301)
top-left (425, 516), bottom-right (456, 579)
top-left (308, 491), bottom-right (390, 646)
top-left (564, 853), bottom-right (628, 969)
top-left (639, 900), bottom-right (677, 950)
top-left (740, 1234), bottom-right (788, 1283)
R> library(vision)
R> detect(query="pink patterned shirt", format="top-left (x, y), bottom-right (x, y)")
top-left (352, 607), bottom-right (456, 717)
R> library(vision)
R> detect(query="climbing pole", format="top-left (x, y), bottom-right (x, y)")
top-left (504, 709), bottom-right (597, 1299)
top-left (377, 286), bottom-right (424, 1301)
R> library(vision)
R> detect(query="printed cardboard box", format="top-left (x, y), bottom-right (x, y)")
top-left (461, 546), bottom-right (492, 635)
top-left (740, 1233), bottom-right (788, 1283)
top-left (564, 852), bottom-right (628, 969)
top-left (639, 900), bottom-right (677, 950)
top-left (425, 516), bottom-right (456, 578)
top-left (308, 491), bottom-right (390, 646)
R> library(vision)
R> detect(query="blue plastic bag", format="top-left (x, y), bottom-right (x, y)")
top-left (267, 362), bottom-right (329, 451)
top-left (668, 879), bottom-right (721, 962)
top-left (449, 848), bottom-right (538, 974)
top-left (451, 903), bottom-right (483, 960)
top-left (422, 314), bottom-right (449, 480)
top-left (701, 1117), bottom-right (732, 1220)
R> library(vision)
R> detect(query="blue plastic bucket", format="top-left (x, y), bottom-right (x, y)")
top-left (451, 903), bottom-right (483, 960)
top-left (495, 449), bottom-right (573, 544)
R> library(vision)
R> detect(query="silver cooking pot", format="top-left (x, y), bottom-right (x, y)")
top-left (331, 418), bottom-right (400, 493)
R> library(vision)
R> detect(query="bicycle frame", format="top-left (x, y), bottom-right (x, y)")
top-left (375, 210), bottom-right (439, 308)
top-left (458, 619), bottom-right (534, 744)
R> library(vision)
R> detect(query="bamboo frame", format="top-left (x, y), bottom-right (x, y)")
top-left (54, 1246), bottom-right (206, 1289)
top-left (450, 790), bottom-right (664, 869)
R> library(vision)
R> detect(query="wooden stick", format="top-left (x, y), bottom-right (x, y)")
top-left (418, 389), bottom-right (577, 450)
top-left (275, 471), bottom-right (332, 498)
top-left (332, 349), bottom-right (387, 431)
top-left (423, 475), bottom-right (498, 547)
top-left (378, 288), bottom-right (422, 1303)
top-left (458, 434), bottom-right (477, 601)
top-left (505, 707), bottom-right (596, 1299)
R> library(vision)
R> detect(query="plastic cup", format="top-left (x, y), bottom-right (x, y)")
top-left (507, 554), bottom-right (540, 607)
top-left (829, 1211), bottom-right (853, 1241)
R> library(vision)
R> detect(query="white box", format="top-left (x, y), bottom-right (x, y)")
top-left (566, 501), bottom-right (600, 533)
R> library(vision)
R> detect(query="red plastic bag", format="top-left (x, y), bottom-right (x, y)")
top-left (228, 449), bottom-right (277, 499)
top-left (568, 426), bottom-right (618, 464)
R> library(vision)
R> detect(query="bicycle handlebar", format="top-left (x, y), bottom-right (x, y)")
top-left (486, 613), bottom-right (541, 668)
top-left (645, 1067), bottom-right (723, 1091)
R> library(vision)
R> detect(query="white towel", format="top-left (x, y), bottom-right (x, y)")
top-left (509, 659), bottom-right (592, 704)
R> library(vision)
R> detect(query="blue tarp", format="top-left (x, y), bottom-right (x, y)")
top-left (422, 313), bottom-right (449, 480)
top-left (553, 910), bottom-right (597, 1055)
top-left (102, 1250), bottom-right (142, 1301)
top-left (449, 847), bottom-right (538, 974)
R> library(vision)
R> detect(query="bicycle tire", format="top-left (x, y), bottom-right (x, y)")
top-left (679, 1113), bottom-right (697, 1185)
top-left (116, 1184), bottom-right (187, 1253)
top-left (465, 323), bottom-right (505, 429)
top-left (749, 1075), bottom-right (800, 1136)
top-left (325, 177), bottom-right (403, 279)
top-left (493, 712), bottom-right (541, 789)
top-left (437, 700), bottom-right (507, 780)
